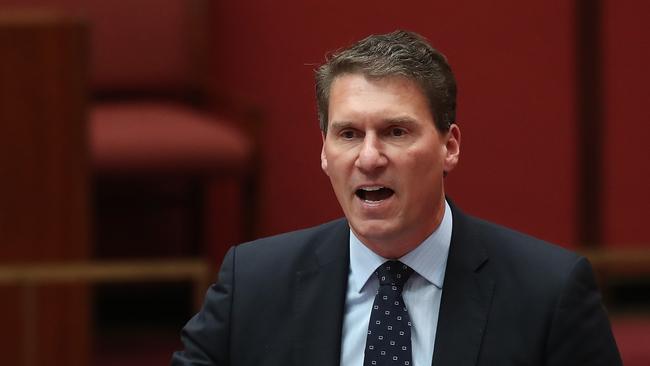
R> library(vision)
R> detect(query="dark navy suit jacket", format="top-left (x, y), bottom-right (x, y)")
top-left (172, 204), bottom-right (621, 365)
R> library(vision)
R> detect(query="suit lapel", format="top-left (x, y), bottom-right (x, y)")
top-left (432, 204), bottom-right (494, 366)
top-left (292, 220), bottom-right (350, 366)
top-left (286, 205), bottom-right (494, 366)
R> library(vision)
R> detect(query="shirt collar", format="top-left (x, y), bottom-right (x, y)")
top-left (348, 200), bottom-right (452, 293)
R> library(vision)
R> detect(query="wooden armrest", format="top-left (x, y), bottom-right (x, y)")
top-left (0, 259), bottom-right (213, 310)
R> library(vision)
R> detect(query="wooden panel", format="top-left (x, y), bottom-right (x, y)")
top-left (0, 11), bottom-right (89, 366)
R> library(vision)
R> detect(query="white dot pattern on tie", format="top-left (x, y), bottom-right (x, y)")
top-left (364, 261), bottom-right (414, 366)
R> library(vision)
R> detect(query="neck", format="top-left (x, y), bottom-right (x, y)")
top-left (355, 201), bottom-right (447, 259)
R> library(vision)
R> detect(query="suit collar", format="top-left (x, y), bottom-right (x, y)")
top-left (287, 201), bottom-right (495, 366)
top-left (432, 201), bottom-right (494, 366)
top-left (292, 219), bottom-right (350, 366)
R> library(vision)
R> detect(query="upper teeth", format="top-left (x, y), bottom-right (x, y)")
top-left (362, 186), bottom-right (383, 191)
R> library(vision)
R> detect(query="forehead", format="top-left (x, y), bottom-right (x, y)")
top-left (328, 73), bottom-right (432, 122)
top-left (330, 73), bottom-right (423, 96)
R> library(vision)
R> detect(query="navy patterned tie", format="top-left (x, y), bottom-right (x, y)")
top-left (364, 261), bottom-right (414, 366)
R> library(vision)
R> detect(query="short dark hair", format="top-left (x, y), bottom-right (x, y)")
top-left (315, 30), bottom-right (457, 134)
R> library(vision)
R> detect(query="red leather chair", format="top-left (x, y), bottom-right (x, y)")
top-left (4, 0), bottom-right (257, 261)
top-left (90, 1), bottom-right (255, 262)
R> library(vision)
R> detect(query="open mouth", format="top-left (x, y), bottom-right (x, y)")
top-left (355, 186), bottom-right (394, 202)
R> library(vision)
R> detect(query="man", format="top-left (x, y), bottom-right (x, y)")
top-left (172, 30), bottom-right (621, 365)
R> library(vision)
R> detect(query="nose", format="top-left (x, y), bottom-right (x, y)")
top-left (355, 134), bottom-right (388, 172)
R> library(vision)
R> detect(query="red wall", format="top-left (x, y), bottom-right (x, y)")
top-left (211, 0), bottom-right (578, 247)
top-left (6, 0), bottom-right (644, 249)
top-left (602, 0), bottom-right (650, 248)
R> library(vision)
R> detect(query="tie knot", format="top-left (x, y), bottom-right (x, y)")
top-left (375, 260), bottom-right (413, 288)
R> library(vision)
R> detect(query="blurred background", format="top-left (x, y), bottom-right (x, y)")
top-left (0, 0), bottom-right (648, 365)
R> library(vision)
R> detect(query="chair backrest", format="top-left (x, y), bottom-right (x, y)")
top-left (1, 0), bottom-right (210, 95)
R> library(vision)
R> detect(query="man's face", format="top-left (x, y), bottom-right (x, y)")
top-left (321, 73), bottom-right (460, 258)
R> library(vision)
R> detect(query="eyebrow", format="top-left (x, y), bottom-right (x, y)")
top-left (382, 116), bottom-right (419, 127)
top-left (329, 121), bottom-right (354, 131)
top-left (329, 116), bottom-right (419, 131)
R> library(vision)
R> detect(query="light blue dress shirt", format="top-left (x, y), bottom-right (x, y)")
top-left (340, 200), bottom-right (452, 366)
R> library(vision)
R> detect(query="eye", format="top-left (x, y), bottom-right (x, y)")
top-left (339, 129), bottom-right (358, 139)
top-left (389, 127), bottom-right (407, 137)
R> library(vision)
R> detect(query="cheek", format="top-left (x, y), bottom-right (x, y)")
top-left (399, 153), bottom-right (443, 191)
top-left (401, 148), bottom-right (441, 172)
top-left (325, 149), bottom-right (353, 172)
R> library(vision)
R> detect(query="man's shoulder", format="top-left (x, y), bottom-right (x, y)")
top-left (231, 217), bottom-right (349, 264)
top-left (453, 207), bottom-right (582, 280)
top-left (240, 217), bottom-right (348, 249)
top-left (465, 213), bottom-right (576, 258)
top-left (218, 217), bottom-right (348, 284)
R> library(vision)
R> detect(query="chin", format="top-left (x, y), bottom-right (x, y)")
top-left (349, 218), bottom-right (400, 245)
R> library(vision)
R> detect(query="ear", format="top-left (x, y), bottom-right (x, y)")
top-left (320, 131), bottom-right (329, 175)
top-left (443, 124), bottom-right (461, 173)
